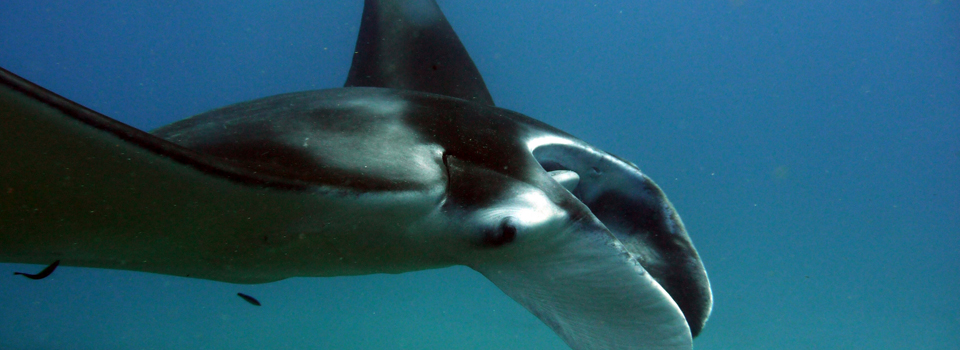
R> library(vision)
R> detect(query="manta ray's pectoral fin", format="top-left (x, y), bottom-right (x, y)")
top-left (472, 224), bottom-right (694, 350)
top-left (0, 67), bottom-right (319, 283)
top-left (345, 0), bottom-right (494, 105)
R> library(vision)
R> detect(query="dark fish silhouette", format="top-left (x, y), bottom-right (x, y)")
top-left (13, 260), bottom-right (60, 280)
top-left (237, 293), bottom-right (261, 306)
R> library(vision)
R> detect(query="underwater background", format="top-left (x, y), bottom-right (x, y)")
top-left (1, 0), bottom-right (957, 349)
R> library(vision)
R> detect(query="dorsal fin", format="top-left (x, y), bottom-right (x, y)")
top-left (344, 0), bottom-right (495, 105)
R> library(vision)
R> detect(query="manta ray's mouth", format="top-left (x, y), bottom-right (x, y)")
top-left (531, 142), bottom-right (713, 337)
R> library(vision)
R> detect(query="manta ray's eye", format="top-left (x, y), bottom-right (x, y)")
top-left (483, 216), bottom-right (519, 247)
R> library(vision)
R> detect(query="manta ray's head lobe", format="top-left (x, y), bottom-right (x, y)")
top-left (531, 142), bottom-right (713, 337)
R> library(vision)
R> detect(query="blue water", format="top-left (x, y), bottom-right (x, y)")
top-left (1, 1), bottom-right (958, 349)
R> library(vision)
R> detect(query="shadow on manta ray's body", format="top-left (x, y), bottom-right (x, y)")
top-left (0, 0), bottom-right (712, 349)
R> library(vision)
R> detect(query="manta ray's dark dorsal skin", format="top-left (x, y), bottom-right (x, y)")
top-left (0, 1), bottom-right (710, 349)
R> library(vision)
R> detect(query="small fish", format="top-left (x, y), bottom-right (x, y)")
top-left (13, 260), bottom-right (60, 280)
top-left (237, 292), bottom-right (261, 306)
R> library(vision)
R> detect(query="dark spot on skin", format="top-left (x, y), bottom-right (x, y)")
top-left (14, 260), bottom-right (60, 280)
top-left (484, 217), bottom-right (518, 247)
top-left (432, 63), bottom-right (439, 71)
top-left (237, 292), bottom-right (261, 306)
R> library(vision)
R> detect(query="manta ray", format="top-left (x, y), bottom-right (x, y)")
top-left (0, 0), bottom-right (711, 349)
